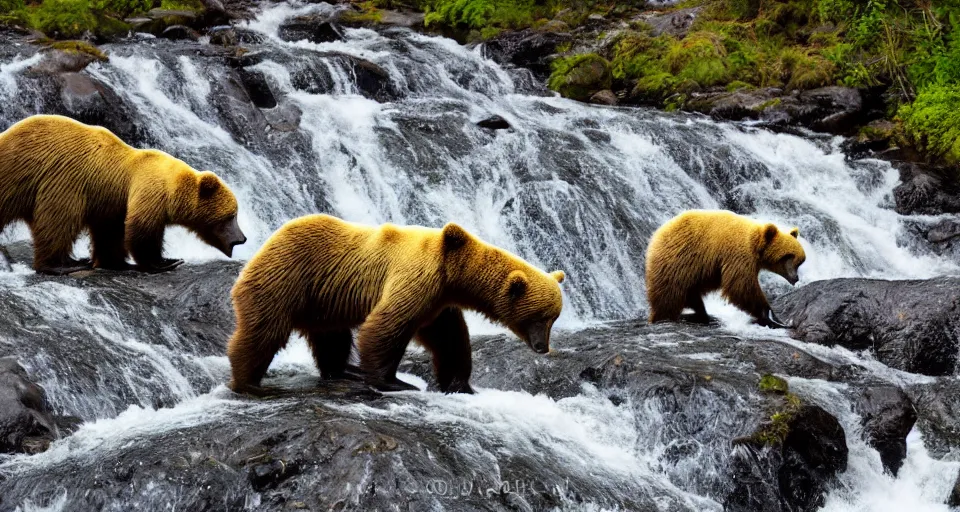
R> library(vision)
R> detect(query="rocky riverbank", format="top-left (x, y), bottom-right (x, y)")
top-left (0, 240), bottom-right (957, 510)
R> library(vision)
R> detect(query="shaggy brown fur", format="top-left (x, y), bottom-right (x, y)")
top-left (227, 214), bottom-right (566, 394)
top-left (645, 210), bottom-right (805, 328)
top-left (0, 115), bottom-right (246, 274)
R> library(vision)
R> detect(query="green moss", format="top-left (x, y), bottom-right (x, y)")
top-left (340, 7), bottom-right (385, 25)
top-left (758, 374), bottom-right (789, 394)
top-left (631, 71), bottom-right (678, 102)
top-left (665, 31), bottom-right (729, 87)
top-left (898, 84), bottom-right (960, 164)
top-left (47, 39), bottom-right (108, 61)
top-left (547, 52), bottom-right (612, 101)
top-left (752, 391), bottom-right (803, 446)
top-left (158, 0), bottom-right (204, 11)
top-left (726, 80), bottom-right (754, 91)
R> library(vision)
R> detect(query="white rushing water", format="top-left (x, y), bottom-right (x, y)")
top-left (0, 1), bottom-right (958, 510)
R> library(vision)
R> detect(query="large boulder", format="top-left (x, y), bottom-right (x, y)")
top-left (726, 378), bottom-right (848, 512)
top-left (685, 86), bottom-right (865, 135)
top-left (482, 29), bottom-right (573, 78)
top-left (893, 162), bottom-right (960, 216)
top-left (775, 277), bottom-right (960, 376)
top-left (548, 54), bottom-right (612, 102)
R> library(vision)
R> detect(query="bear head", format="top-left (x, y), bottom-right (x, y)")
top-left (180, 171), bottom-right (246, 257)
top-left (442, 223), bottom-right (565, 354)
top-left (759, 224), bottom-right (805, 285)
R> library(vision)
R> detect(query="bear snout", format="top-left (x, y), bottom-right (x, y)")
top-left (525, 322), bottom-right (551, 354)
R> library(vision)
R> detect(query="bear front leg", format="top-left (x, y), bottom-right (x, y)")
top-left (90, 219), bottom-right (132, 271)
top-left (721, 269), bottom-right (789, 329)
top-left (125, 187), bottom-right (183, 273)
top-left (356, 301), bottom-right (423, 392)
top-left (416, 307), bottom-right (474, 394)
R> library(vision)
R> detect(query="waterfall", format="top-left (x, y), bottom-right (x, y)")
top-left (0, 1), bottom-right (957, 510)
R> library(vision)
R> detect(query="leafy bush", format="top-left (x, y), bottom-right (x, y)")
top-left (423, 0), bottom-right (536, 31)
top-left (898, 84), bottom-right (960, 163)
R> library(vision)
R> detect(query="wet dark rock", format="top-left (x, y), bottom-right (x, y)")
top-left (237, 68), bottom-right (277, 109)
top-left (589, 89), bottom-right (618, 106)
top-left (893, 162), bottom-right (960, 216)
top-left (905, 379), bottom-right (960, 458)
top-left (207, 25), bottom-right (237, 45)
top-left (856, 386), bottom-right (916, 476)
top-left (161, 24), bottom-right (201, 41)
top-left (640, 7), bottom-right (702, 38)
top-left (775, 277), bottom-right (960, 376)
top-left (726, 396), bottom-right (848, 512)
top-left (25, 48), bottom-right (103, 76)
top-left (278, 14), bottom-right (345, 44)
top-left (794, 86), bottom-right (864, 134)
top-left (778, 405), bottom-right (848, 511)
top-left (684, 87), bottom-right (781, 121)
top-left (0, 357), bottom-right (60, 454)
top-left (482, 29), bottom-right (573, 78)
top-left (263, 100), bottom-right (303, 132)
top-left (685, 86), bottom-right (864, 135)
top-left (249, 459), bottom-right (301, 492)
top-left (476, 115), bottom-right (511, 130)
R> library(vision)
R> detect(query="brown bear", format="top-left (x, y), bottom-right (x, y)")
top-left (0, 115), bottom-right (246, 275)
top-left (227, 214), bottom-right (566, 394)
top-left (645, 209), bottom-right (805, 328)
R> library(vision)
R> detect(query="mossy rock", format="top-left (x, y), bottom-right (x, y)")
top-left (548, 53), bottom-right (612, 102)
top-left (51, 40), bottom-right (106, 59)
top-left (758, 374), bottom-right (789, 394)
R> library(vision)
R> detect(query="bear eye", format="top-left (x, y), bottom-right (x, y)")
top-left (780, 254), bottom-right (793, 263)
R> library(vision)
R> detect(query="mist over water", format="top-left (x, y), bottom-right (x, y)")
top-left (0, 1), bottom-right (958, 510)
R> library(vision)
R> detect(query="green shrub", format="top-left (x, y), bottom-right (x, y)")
top-left (31, 0), bottom-right (100, 39)
top-left (898, 84), bottom-right (960, 163)
top-left (423, 0), bottom-right (536, 31)
top-left (665, 31), bottom-right (729, 87)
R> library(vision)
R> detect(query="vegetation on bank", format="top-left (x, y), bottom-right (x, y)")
top-left (360, 0), bottom-right (960, 165)
top-left (0, 0), bottom-right (203, 40)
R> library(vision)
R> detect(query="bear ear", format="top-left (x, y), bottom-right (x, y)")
top-left (762, 223), bottom-right (779, 246)
top-left (441, 222), bottom-right (469, 252)
top-left (550, 270), bottom-right (565, 283)
top-left (199, 172), bottom-right (220, 199)
top-left (789, 227), bottom-right (799, 238)
top-left (507, 271), bottom-right (528, 300)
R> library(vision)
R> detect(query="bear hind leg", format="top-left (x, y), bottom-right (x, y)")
top-left (227, 324), bottom-right (291, 393)
top-left (416, 307), bottom-right (474, 394)
top-left (90, 219), bottom-right (132, 271)
top-left (30, 202), bottom-right (91, 275)
top-left (305, 329), bottom-right (360, 381)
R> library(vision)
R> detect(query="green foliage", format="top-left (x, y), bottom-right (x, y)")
top-left (1, 0), bottom-right (154, 39)
top-left (752, 392), bottom-right (803, 446)
top-left (423, 0), bottom-right (537, 31)
top-left (30, 0), bottom-right (100, 39)
top-left (665, 31), bottom-right (729, 86)
top-left (898, 84), bottom-right (960, 164)
top-left (0, 0), bottom-right (25, 13)
top-left (758, 374), bottom-right (789, 394)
